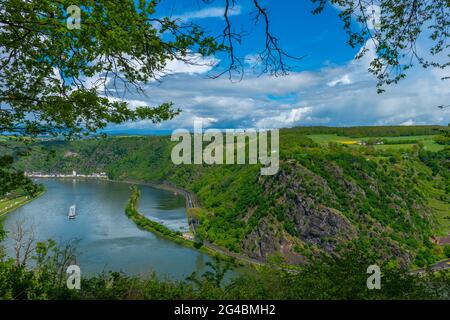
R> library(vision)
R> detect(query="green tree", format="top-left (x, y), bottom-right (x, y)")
top-left (444, 245), bottom-right (450, 258)
top-left (0, 0), bottom-right (218, 137)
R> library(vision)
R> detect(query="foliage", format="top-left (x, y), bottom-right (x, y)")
top-left (444, 246), bottom-right (450, 258)
top-left (0, 0), bottom-right (227, 137)
top-left (0, 233), bottom-right (448, 300)
top-left (0, 155), bottom-right (40, 198)
top-left (284, 125), bottom-right (446, 138)
top-left (311, 0), bottom-right (450, 92)
top-left (434, 135), bottom-right (450, 146)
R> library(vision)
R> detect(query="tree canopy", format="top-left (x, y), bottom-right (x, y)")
top-left (1, 0), bottom-right (449, 138)
top-left (0, 0), bottom-right (221, 137)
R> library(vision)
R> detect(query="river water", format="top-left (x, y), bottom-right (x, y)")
top-left (0, 179), bottom-right (213, 279)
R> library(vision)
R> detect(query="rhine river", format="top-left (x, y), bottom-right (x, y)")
top-left (0, 179), bottom-right (213, 279)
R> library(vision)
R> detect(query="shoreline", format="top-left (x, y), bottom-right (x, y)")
top-left (110, 178), bottom-right (200, 209)
top-left (116, 178), bottom-right (264, 267)
top-left (124, 185), bottom-right (237, 265)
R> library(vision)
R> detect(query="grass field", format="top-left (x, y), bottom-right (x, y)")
top-left (307, 134), bottom-right (362, 146)
top-left (308, 134), bottom-right (445, 152)
top-left (0, 192), bottom-right (45, 218)
top-left (0, 196), bottom-right (29, 217)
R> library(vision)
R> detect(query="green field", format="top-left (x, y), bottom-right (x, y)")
top-left (0, 191), bottom-right (45, 218)
top-left (308, 134), bottom-right (445, 152)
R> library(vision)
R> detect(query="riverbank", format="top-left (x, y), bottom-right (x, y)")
top-left (0, 190), bottom-right (45, 218)
top-left (118, 179), bottom-right (264, 267)
top-left (124, 184), bottom-right (238, 265)
top-left (25, 172), bottom-right (107, 179)
top-left (113, 178), bottom-right (200, 208)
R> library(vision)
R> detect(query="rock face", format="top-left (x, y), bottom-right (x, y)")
top-left (243, 216), bottom-right (282, 261)
top-left (242, 161), bottom-right (356, 263)
top-left (294, 204), bottom-right (355, 251)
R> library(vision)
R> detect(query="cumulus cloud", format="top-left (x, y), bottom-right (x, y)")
top-left (104, 37), bottom-right (450, 132)
top-left (401, 120), bottom-right (415, 126)
top-left (365, 4), bottom-right (381, 30)
top-left (172, 6), bottom-right (242, 21)
top-left (162, 54), bottom-right (219, 75)
top-left (82, 52), bottom-right (218, 93)
top-left (255, 107), bottom-right (312, 128)
top-left (327, 74), bottom-right (352, 87)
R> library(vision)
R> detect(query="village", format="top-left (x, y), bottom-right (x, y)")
top-left (24, 171), bottom-right (108, 179)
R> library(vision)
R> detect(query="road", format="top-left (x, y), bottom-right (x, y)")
top-left (411, 259), bottom-right (450, 275)
top-left (429, 259), bottom-right (450, 272)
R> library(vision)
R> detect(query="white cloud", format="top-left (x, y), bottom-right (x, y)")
top-left (103, 96), bottom-right (149, 110)
top-left (331, 2), bottom-right (381, 31)
top-left (192, 116), bottom-right (218, 127)
top-left (163, 54), bottom-right (219, 75)
top-left (255, 107), bottom-right (312, 128)
top-left (400, 120), bottom-right (415, 126)
top-left (365, 4), bottom-right (381, 30)
top-left (173, 6), bottom-right (242, 21)
top-left (327, 74), bottom-right (352, 87)
top-left (104, 37), bottom-right (450, 132)
top-left (244, 54), bottom-right (261, 67)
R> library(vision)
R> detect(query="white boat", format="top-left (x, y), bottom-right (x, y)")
top-left (68, 204), bottom-right (76, 219)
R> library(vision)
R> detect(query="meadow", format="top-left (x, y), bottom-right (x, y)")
top-left (0, 195), bottom-right (31, 217)
top-left (308, 134), bottom-right (446, 152)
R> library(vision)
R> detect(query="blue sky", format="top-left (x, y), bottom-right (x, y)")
top-left (100, 0), bottom-right (450, 132)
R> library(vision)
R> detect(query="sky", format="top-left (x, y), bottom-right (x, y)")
top-left (100, 0), bottom-right (450, 133)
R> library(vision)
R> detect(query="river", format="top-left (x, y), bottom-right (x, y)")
top-left (0, 179), bottom-right (213, 279)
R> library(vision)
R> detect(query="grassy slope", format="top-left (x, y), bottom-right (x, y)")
top-left (0, 191), bottom-right (45, 218)
top-left (0, 196), bottom-right (29, 216)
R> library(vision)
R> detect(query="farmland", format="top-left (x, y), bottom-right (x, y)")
top-left (308, 134), bottom-right (446, 152)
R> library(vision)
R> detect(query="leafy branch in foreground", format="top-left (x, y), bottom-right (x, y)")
top-left (1, 0), bottom-right (212, 137)
top-left (312, 0), bottom-right (450, 93)
top-left (0, 0), bottom-right (303, 138)
top-left (0, 229), bottom-right (448, 300)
